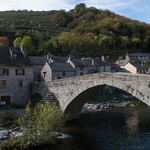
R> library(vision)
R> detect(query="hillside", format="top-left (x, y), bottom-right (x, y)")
top-left (0, 3), bottom-right (150, 60)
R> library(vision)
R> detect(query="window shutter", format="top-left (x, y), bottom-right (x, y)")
top-left (23, 69), bottom-right (25, 75)
top-left (7, 69), bottom-right (9, 75)
top-left (16, 69), bottom-right (18, 75)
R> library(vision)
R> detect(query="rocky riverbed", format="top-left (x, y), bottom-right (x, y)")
top-left (81, 100), bottom-right (139, 113)
top-left (0, 98), bottom-right (141, 144)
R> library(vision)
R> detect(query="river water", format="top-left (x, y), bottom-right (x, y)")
top-left (39, 105), bottom-right (150, 150)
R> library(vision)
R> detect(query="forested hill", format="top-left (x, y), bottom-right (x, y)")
top-left (0, 3), bottom-right (150, 60)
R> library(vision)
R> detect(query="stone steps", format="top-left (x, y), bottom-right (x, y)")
top-left (41, 92), bottom-right (59, 105)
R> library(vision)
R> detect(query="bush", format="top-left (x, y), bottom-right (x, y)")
top-left (0, 112), bottom-right (15, 127)
top-left (9, 100), bottom-right (66, 149)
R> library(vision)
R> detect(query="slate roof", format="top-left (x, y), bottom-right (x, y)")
top-left (28, 56), bottom-right (47, 65)
top-left (81, 58), bottom-right (94, 67)
top-left (94, 58), bottom-right (110, 66)
top-left (0, 46), bottom-right (32, 67)
top-left (49, 63), bottom-right (75, 72)
top-left (70, 57), bottom-right (110, 67)
top-left (50, 56), bottom-right (68, 63)
top-left (70, 58), bottom-right (86, 67)
top-left (129, 62), bottom-right (147, 69)
top-left (115, 59), bottom-right (130, 67)
top-left (127, 53), bottom-right (150, 57)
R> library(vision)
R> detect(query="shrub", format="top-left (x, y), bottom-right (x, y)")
top-left (0, 112), bottom-right (15, 127)
top-left (9, 100), bottom-right (66, 149)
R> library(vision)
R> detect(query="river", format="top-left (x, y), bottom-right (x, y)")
top-left (37, 105), bottom-right (150, 150)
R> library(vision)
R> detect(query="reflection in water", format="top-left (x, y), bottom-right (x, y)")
top-left (37, 106), bottom-right (150, 150)
top-left (125, 110), bottom-right (139, 134)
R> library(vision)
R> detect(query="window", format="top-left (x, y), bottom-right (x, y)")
top-left (80, 67), bottom-right (83, 71)
top-left (0, 69), bottom-right (9, 75)
top-left (16, 68), bottom-right (25, 75)
top-left (18, 80), bottom-right (23, 87)
top-left (62, 72), bottom-right (66, 76)
top-left (1, 96), bottom-right (10, 104)
top-left (13, 53), bottom-right (17, 59)
top-left (1, 80), bottom-right (6, 88)
top-left (80, 72), bottom-right (83, 75)
top-left (43, 72), bottom-right (46, 78)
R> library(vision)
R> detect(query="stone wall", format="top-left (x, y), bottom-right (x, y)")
top-left (32, 72), bottom-right (150, 120)
top-left (0, 67), bottom-right (33, 105)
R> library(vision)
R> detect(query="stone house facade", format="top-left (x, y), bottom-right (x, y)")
top-left (67, 57), bottom-right (111, 76)
top-left (0, 46), bottom-right (33, 105)
top-left (41, 62), bottom-right (75, 82)
top-left (125, 53), bottom-right (150, 64)
top-left (29, 56), bottom-right (47, 82)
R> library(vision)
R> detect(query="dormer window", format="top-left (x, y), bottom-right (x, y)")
top-left (13, 53), bottom-right (17, 59)
top-left (9, 47), bottom-right (18, 59)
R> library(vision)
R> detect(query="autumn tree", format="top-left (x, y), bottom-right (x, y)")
top-left (0, 37), bottom-right (9, 47)
top-left (54, 10), bottom-right (71, 27)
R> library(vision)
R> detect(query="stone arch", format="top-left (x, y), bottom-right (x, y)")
top-left (64, 84), bottom-right (146, 120)
top-left (31, 93), bottom-right (43, 106)
top-left (64, 85), bottom-right (105, 120)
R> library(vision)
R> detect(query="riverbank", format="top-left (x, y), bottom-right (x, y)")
top-left (81, 100), bottom-right (138, 113)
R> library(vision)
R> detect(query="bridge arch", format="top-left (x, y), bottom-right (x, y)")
top-left (32, 73), bottom-right (150, 120)
top-left (31, 93), bottom-right (43, 106)
top-left (64, 84), bottom-right (142, 120)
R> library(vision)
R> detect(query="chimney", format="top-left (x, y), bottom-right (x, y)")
top-left (21, 46), bottom-right (27, 58)
top-left (92, 59), bottom-right (94, 66)
top-left (46, 53), bottom-right (51, 64)
top-left (102, 55), bottom-right (105, 62)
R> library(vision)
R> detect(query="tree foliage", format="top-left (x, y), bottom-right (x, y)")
top-left (0, 37), bottom-right (9, 47)
top-left (10, 101), bottom-right (66, 149)
top-left (0, 4), bottom-right (150, 58)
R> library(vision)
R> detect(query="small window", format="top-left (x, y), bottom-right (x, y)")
top-left (13, 53), bottom-right (17, 59)
top-left (80, 67), bottom-right (83, 71)
top-left (62, 72), bottom-right (66, 76)
top-left (80, 72), bottom-right (83, 75)
top-left (43, 72), bottom-right (46, 78)
top-left (16, 68), bottom-right (25, 75)
top-left (1, 80), bottom-right (6, 88)
top-left (0, 69), bottom-right (9, 75)
top-left (18, 80), bottom-right (23, 87)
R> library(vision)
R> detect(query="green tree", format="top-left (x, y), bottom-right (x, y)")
top-left (43, 41), bottom-right (54, 55)
top-left (21, 36), bottom-right (35, 55)
top-left (13, 37), bottom-right (22, 47)
top-left (54, 10), bottom-right (70, 27)
top-left (10, 101), bottom-right (66, 149)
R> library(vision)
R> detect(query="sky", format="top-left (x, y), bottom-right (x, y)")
top-left (0, 0), bottom-right (150, 24)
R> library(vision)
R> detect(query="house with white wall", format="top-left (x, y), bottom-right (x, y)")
top-left (124, 62), bottom-right (148, 74)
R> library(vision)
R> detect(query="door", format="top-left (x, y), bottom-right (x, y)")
top-left (1, 96), bottom-right (11, 104)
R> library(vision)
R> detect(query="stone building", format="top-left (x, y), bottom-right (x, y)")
top-left (125, 53), bottom-right (150, 64)
top-left (29, 56), bottom-right (47, 82)
top-left (116, 59), bottom-right (148, 74)
top-left (0, 46), bottom-right (33, 105)
top-left (124, 62), bottom-right (148, 74)
top-left (67, 57), bottom-right (111, 76)
top-left (41, 62), bottom-right (75, 82)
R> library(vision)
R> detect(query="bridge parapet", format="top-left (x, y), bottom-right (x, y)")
top-left (32, 73), bottom-right (150, 120)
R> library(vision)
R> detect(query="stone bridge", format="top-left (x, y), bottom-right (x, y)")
top-left (32, 72), bottom-right (150, 120)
